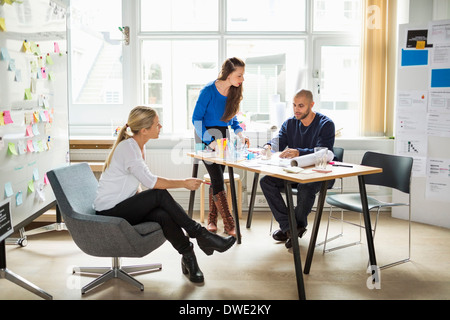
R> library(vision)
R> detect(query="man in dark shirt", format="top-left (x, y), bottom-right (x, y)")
top-left (260, 89), bottom-right (335, 248)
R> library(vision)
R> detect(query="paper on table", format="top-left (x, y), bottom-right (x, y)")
top-left (290, 150), bottom-right (334, 167)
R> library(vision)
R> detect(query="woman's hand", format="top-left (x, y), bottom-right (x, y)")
top-left (184, 178), bottom-right (203, 191)
top-left (237, 132), bottom-right (250, 147)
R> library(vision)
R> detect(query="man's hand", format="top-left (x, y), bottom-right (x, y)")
top-left (279, 148), bottom-right (299, 159)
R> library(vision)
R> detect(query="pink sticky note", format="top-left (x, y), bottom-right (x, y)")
top-left (54, 42), bottom-right (60, 53)
top-left (27, 140), bottom-right (34, 153)
top-left (3, 111), bottom-right (13, 124)
top-left (44, 173), bottom-right (49, 185)
top-left (41, 67), bottom-right (47, 79)
top-left (26, 125), bottom-right (34, 137)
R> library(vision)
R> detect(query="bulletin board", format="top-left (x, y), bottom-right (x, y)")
top-left (0, 0), bottom-right (69, 230)
top-left (393, 20), bottom-right (450, 228)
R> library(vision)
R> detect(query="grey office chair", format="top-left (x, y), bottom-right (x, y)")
top-left (324, 151), bottom-right (413, 270)
top-left (47, 163), bottom-right (166, 294)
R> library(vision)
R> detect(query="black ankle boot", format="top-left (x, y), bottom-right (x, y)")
top-left (195, 227), bottom-right (236, 256)
top-left (181, 246), bottom-right (204, 283)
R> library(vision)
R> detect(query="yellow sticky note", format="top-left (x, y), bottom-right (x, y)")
top-left (0, 18), bottom-right (6, 32)
top-left (416, 40), bottom-right (426, 50)
top-left (8, 142), bottom-right (18, 155)
top-left (24, 88), bottom-right (32, 100)
top-left (0, 112), bottom-right (4, 125)
top-left (22, 40), bottom-right (31, 53)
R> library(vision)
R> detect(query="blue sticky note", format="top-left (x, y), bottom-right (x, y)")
top-left (431, 69), bottom-right (450, 88)
top-left (401, 49), bottom-right (428, 67)
top-left (33, 168), bottom-right (39, 181)
top-left (0, 47), bottom-right (10, 60)
top-left (4, 182), bottom-right (13, 197)
top-left (16, 191), bottom-right (23, 206)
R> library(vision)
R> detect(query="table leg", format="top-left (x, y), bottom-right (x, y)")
top-left (358, 175), bottom-right (379, 284)
top-left (246, 172), bottom-right (259, 228)
top-left (304, 181), bottom-right (328, 274)
top-left (227, 166), bottom-right (242, 244)
top-left (285, 180), bottom-right (306, 300)
top-left (188, 159), bottom-right (199, 219)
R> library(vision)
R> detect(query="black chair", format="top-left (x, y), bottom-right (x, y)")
top-left (47, 163), bottom-right (166, 294)
top-left (324, 151), bottom-right (413, 269)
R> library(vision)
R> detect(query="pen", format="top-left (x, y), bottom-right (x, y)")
top-left (203, 181), bottom-right (211, 185)
top-left (332, 164), bottom-right (353, 168)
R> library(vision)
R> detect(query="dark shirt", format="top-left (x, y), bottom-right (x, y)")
top-left (268, 112), bottom-right (335, 156)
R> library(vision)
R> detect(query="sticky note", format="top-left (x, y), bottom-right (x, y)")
top-left (33, 112), bottom-right (39, 123)
top-left (416, 40), bottom-right (426, 49)
top-left (27, 140), bottom-right (34, 152)
top-left (27, 180), bottom-right (35, 193)
top-left (17, 140), bottom-right (26, 155)
top-left (46, 53), bottom-right (53, 65)
top-left (8, 142), bottom-right (17, 155)
top-left (26, 124), bottom-right (34, 137)
top-left (33, 140), bottom-right (39, 152)
top-left (0, 18), bottom-right (6, 32)
top-left (41, 67), bottom-right (47, 79)
top-left (3, 111), bottom-right (13, 124)
top-left (54, 42), bottom-right (60, 53)
top-left (44, 173), bottom-right (49, 185)
top-left (39, 110), bottom-right (47, 122)
top-left (4, 182), bottom-right (13, 197)
top-left (0, 47), bottom-right (10, 60)
top-left (33, 168), bottom-right (39, 181)
top-left (37, 140), bottom-right (44, 152)
top-left (32, 123), bottom-right (40, 135)
top-left (0, 112), bottom-right (4, 126)
top-left (8, 59), bottom-right (15, 71)
top-left (24, 88), bottom-right (32, 100)
top-left (14, 69), bottom-right (21, 82)
top-left (22, 40), bottom-right (31, 53)
top-left (16, 191), bottom-right (23, 206)
top-left (48, 71), bottom-right (54, 81)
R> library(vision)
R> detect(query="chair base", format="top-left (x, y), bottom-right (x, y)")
top-left (1, 268), bottom-right (53, 300)
top-left (73, 257), bottom-right (162, 294)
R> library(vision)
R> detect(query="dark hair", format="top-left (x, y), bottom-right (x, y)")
top-left (218, 57), bottom-right (245, 122)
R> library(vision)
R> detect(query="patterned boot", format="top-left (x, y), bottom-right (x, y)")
top-left (213, 190), bottom-right (237, 237)
top-left (207, 187), bottom-right (218, 233)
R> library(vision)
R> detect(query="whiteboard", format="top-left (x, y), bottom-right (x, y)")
top-left (0, 0), bottom-right (69, 229)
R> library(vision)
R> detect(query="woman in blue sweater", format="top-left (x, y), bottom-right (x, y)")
top-left (260, 89), bottom-right (335, 248)
top-left (192, 57), bottom-right (248, 237)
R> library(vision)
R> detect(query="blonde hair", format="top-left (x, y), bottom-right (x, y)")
top-left (103, 106), bottom-right (158, 171)
top-left (218, 57), bottom-right (245, 122)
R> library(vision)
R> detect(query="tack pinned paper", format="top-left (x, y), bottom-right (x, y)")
top-left (24, 88), bottom-right (32, 100)
top-left (4, 182), bottom-right (13, 197)
top-left (3, 111), bottom-right (13, 124)
top-left (0, 17), bottom-right (6, 32)
top-left (7, 142), bottom-right (17, 155)
top-left (16, 191), bottom-right (23, 206)
top-left (0, 47), bottom-right (10, 60)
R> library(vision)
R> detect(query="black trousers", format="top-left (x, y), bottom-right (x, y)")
top-left (97, 189), bottom-right (199, 255)
top-left (195, 126), bottom-right (228, 195)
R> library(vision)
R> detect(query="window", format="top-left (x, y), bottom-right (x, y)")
top-left (138, 0), bottom-right (362, 136)
top-left (68, 0), bottom-right (362, 137)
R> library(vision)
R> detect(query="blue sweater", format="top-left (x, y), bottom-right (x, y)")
top-left (269, 113), bottom-right (335, 156)
top-left (192, 81), bottom-right (243, 144)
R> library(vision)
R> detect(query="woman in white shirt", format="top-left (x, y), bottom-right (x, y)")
top-left (94, 106), bottom-right (235, 283)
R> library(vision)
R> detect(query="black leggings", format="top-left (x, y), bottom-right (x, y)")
top-left (97, 189), bottom-right (199, 255)
top-left (195, 126), bottom-right (228, 195)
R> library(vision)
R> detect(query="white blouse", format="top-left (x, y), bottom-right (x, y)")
top-left (93, 138), bottom-right (158, 211)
